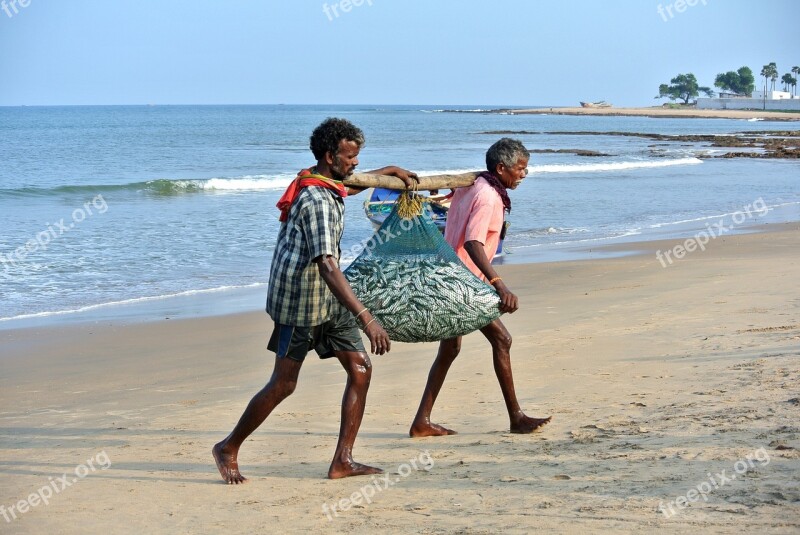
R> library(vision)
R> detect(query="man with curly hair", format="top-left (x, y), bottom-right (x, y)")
top-left (214, 118), bottom-right (416, 482)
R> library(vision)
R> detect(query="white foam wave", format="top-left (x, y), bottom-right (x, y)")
top-left (166, 170), bottom-right (483, 192)
top-left (530, 158), bottom-right (702, 174)
top-left (194, 175), bottom-right (296, 191)
top-left (154, 162), bottom-right (704, 192)
top-left (512, 226), bottom-right (590, 239)
top-left (418, 168), bottom-right (484, 177)
top-left (510, 228), bottom-right (644, 249)
top-left (0, 283), bottom-right (268, 323)
top-left (647, 202), bottom-right (778, 229)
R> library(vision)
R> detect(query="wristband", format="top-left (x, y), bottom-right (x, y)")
top-left (489, 277), bottom-right (502, 285)
top-left (362, 318), bottom-right (377, 331)
top-left (355, 307), bottom-right (368, 320)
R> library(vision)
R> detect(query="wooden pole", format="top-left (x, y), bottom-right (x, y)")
top-left (344, 171), bottom-right (479, 191)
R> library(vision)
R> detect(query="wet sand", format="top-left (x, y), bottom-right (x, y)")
top-left (1, 223), bottom-right (799, 533)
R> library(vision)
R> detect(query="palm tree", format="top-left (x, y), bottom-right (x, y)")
top-left (760, 64), bottom-right (771, 96)
top-left (768, 63), bottom-right (778, 91)
top-left (781, 73), bottom-right (793, 92)
top-left (761, 63), bottom-right (778, 95)
top-left (793, 66), bottom-right (800, 96)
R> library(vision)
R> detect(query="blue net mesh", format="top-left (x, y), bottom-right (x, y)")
top-left (344, 195), bottom-right (501, 343)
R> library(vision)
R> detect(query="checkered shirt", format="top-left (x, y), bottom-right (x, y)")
top-left (265, 186), bottom-right (344, 326)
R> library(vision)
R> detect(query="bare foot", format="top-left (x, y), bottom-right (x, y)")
top-left (328, 460), bottom-right (383, 480)
top-left (213, 441), bottom-right (247, 484)
top-left (409, 421), bottom-right (458, 438)
top-left (510, 415), bottom-right (552, 434)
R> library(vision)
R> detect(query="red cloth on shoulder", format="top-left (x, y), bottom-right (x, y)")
top-left (276, 168), bottom-right (348, 222)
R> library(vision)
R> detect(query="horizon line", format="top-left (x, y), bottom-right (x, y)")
top-left (0, 103), bottom-right (584, 109)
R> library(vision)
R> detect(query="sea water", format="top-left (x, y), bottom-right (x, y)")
top-left (1, 105), bottom-right (797, 325)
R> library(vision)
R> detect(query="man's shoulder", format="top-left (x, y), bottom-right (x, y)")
top-left (294, 186), bottom-right (341, 211)
top-left (449, 181), bottom-right (501, 223)
top-left (469, 177), bottom-right (503, 206)
top-left (297, 185), bottom-right (335, 201)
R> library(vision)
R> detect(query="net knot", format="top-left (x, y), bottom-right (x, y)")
top-left (396, 191), bottom-right (425, 219)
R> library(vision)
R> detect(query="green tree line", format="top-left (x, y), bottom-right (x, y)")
top-left (656, 62), bottom-right (798, 103)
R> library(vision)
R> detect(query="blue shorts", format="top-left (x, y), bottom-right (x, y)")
top-left (267, 307), bottom-right (366, 362)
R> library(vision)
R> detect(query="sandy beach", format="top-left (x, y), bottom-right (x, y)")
top-left (2, 224), bottom-right (800, 534)
top-left (506, 106), bottom-right (800, 122)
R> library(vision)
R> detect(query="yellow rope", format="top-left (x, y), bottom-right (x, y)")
top-left (396, 191), bottom-right (424, 219)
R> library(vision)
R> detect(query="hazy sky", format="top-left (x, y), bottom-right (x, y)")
top-left (1, 0), bottom-right (797, 106)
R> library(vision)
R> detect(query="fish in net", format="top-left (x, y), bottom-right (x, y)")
top-left (344, 192), bottom-right (501, 343)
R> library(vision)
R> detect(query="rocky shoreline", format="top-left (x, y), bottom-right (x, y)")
top-left (478, 130), bottom-right (800, 159)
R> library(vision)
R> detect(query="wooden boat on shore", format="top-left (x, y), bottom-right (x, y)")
top-left (364, 188), bottom-right (450, 231)
top-left (580, 101), bottom-right (612, 108)
top-left (364, 188), bottom-right (505, 256)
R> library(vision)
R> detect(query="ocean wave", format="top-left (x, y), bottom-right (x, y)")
top-left (510, 226), bottom-right (591, 239)
top-left (0, 174), bottom-right (298, 197)
top-left (530, 158), bottom-right (702, 174)
top-left (0, 158), bottom-right (704, 198)
top-left (510, 228), bottom-right (644, 249)
top-left (0, 283), bottom-right (268, 323)
top-left (136, 176), bottom-right (297, 194)
top-left (645, 201), bottom-right (795, 229)
top-left (417, 168), bottom-right (484, 177)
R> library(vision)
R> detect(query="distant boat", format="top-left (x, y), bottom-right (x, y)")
top-left (580, 101), bottom-right (612, 108)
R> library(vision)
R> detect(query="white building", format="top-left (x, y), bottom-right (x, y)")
top-left (751, 90), bottom-right (796, 100)
top-left (697, 88), bottom-right (800, 111)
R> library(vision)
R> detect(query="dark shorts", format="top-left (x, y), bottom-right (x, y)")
top-left (267, 307), bottom-right (366, 362)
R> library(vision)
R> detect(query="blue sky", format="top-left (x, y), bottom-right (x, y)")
top-left (1, 0), bottom-right (797, 106)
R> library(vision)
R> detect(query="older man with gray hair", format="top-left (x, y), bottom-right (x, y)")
top-left (410, 138), bottom-right (551, 437)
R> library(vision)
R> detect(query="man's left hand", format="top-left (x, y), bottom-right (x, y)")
top-left (494, 281), bottom-right (518, 314)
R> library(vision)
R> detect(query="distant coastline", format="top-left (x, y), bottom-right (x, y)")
top-left (479, 106), bottom-right (800, 121)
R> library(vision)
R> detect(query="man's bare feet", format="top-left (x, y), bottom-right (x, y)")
top-left (328, 460), bottom-right (383, 480)
top-left (409, 421), bottom-right (458, 438)
top-left (510, 415), bottom-right (552, 434)
top-left (213, 441), bottom-right (247, 484)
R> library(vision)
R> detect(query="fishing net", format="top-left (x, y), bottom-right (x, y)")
top-left (344, 192), bottom-right (501, 343)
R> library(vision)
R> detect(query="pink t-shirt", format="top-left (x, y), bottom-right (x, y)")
top-left (444, 176), bottom-right (504, 279)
